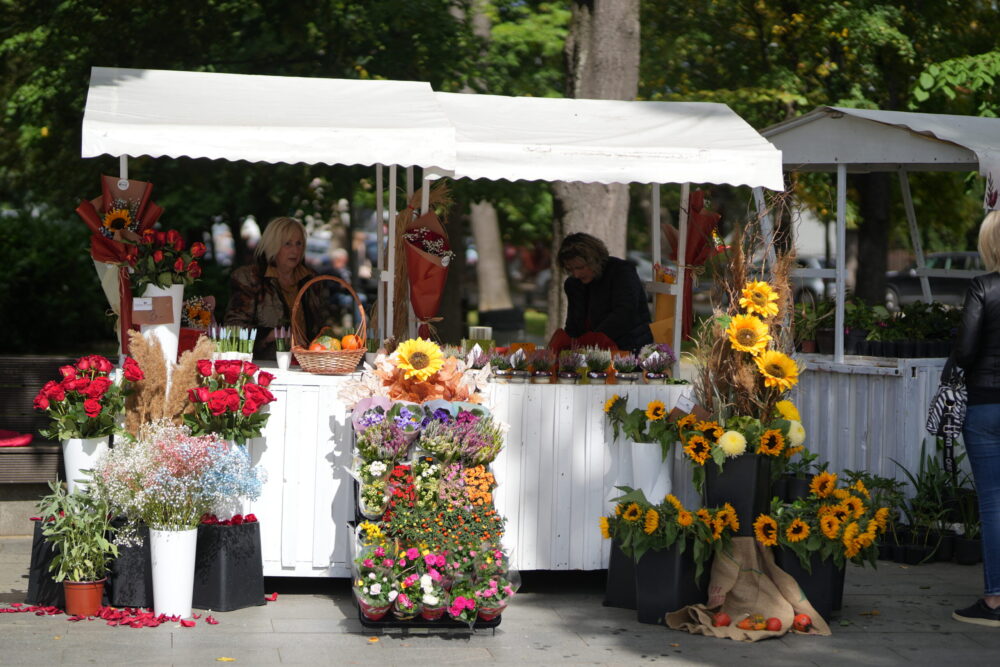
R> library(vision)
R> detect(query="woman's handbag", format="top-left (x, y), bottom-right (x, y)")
top-left (926, 357), bottom-right (967, 478)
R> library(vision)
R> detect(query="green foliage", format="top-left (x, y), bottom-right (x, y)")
top-left (37, 482), bottom-right (118, 583)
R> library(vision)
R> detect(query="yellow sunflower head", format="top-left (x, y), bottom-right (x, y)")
top-left (775, 399), bottom-right (801, 421)
top-left (810, 471), bottom-right (838, 498)
top-left (739, 280), bottom-right (780, 318)
top-left (599, 516), bottom-right (611, 539)
top-left (684, 435), bottom-right (711, 465)
top-left (874, 507), bottom-right (890, 532)
top-left (757, 429), bottom-right (786, 457)
top-left (665, 494), bottom-right (684, 511)
top-left (785, 518), bottom-right (811, 543)
top-left (643, 508), bottom-right (660, 535)
top-left (102, 208), bottom-right (132, 232)
top-left (395, 338), bottom-right (445, 382)
top-left (784, 445), bottom-right (805, 459)
top-left (645, 400), bottom-right (666, 421)
top-left (676, 510), bottom-right (694, 527)
top-left (753, 514), bottom-right (779, 547)
top-left (615, 503), bottom-right (625, 517)
top-left (623, 503), bottom-right (642, 522)
top-left (820, 515), bottom-right (842, 539)
top-left (852, 480), bottom-right (870, 499)
top-left (676, 413), bottom-right (698, 431)
top-left (604, 394), bottom-right (622, 414)
top-left (754, 350), bottom-right (799, 391)
top-left (696, 508), bottom-right (713, 526)
top-left (726, 313), bottom-right (771, 355)
top-left (695, 420), bottom-right (724, 442)
top-left (842, 496), bottom-right (865, 519)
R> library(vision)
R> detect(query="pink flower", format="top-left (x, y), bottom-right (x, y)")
top-left (429, 569), bottom-right (441, 582)
top-left (363, 559), bottom-right (374, 568)
top-left (374, 546), bottom-right (385, 557)
top-left (406, 547), bottom-right (419, 560)
top-left (382, 558), bottom-right (394, 568)
top-left (398, 558), bottom-right (407, 567)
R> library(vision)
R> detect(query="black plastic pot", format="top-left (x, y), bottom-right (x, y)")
top-left (25, 520), bottom-right (64, 608)
top-left (868, 340), bottom-right (884, 357)
top-left (193, 522), bottom-right (266, 611)
top-left (845, 329), bottom-right (868, 355)
top-left (106, 523), bottom-right (153, 608)
top-left (816, 328), bottom-right (835, 355)
top-left (955, 537), bottom-right (983, 565)
top-left (933, 530), bottom-right (957, 563)
top-left (603, 540), bottom-right (637, 609)
top-left (903, 543), bottom-right (935, 565)
top-left (782, 475), bottom-right (812, 503)
top-left (704, 455), bottom-right (772, 537)
top-left (898, 340), bottom-right (916, 358)
top-left (775, 548), bottom-right (846, 620)
top-left (634, 543), bottom-right (708, 624)
top-left (882, 341), bottom-right (899, 358)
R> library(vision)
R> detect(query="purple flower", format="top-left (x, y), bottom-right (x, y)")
top-left (433, 408), bottom-right (452, 423)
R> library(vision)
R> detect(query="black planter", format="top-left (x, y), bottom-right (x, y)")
top-left (603, 540), bottom-right (637, 609)
top-left (704, 455), bottom-right (772, 537)
top-left (106, 523), bottom-right (153, 608)
top-left (782, 475), bottom-right (812, 503)
top-left (954, 537), bottom-right (983, 565)
top-left (898, 340), bottom-right (916, 358)
top-left (845, 329), bottom-right (868, 355)
top-left (914, 341), bottom-right (931, 358)
top-left (25, 520), bottom-right (64, 608)
top-left (868, 340), bottom-right (884, 357)
top-left (932, 530), bottom-right (956, 563)
top-left (882, 341), bottom-right (899, 358)
top-left (192, 522), bottom-right (266, 611)
top-left (775, 548), bottom-right (845, 620)
top-left (816, 328), bottom-right (835, 355)
top-left (933, 341), bottom-right (952, 358)
top-left (771, 477), bottom-right (787, 504)
top-left (877, 542), bottom-right (893, 561)
top-left (634, 542), bottom-right (708, 624)
top-left (903, 543), bottom-right (935, 565)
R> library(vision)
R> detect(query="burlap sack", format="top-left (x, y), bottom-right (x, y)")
top-left (666, 537), bottom-right (832, 642)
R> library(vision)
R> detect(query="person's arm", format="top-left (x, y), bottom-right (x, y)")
top-left (954, 277), bottom-right (986, 371)
top-left (224, 266), bottom-right (259, 328)
top-left (592, 261), bottom-right (647, 342)
top-left (563, 278), bottom-right (586, 337)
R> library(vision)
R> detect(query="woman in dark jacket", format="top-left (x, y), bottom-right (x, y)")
top-left (952, 210), bottom-right (1000, 626)
top-left (549, 232), bottom-right (653, 353)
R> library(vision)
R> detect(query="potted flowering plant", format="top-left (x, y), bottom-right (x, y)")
top-left (528, 348), bottom-right (555, 384)
top-left (184, 359), bottom-right (277, 446)
top-left (33, 354), bottom-right (144, 493)
top-left (583, 347), bottom-right (612, 382)
top-left (557, 350), bottom-right (583, 384)
top-left (489, 352), bottom-right (512, 382)
top-left (387, 545), bottom-right (424, 620)
top-left (447, 581), bottom-right (479, 624)
top-left (353, 544), bottom-right (394, 621)
top-left (603, 394), bottom-right (676, 461)
top-left (416, 552), bottom-right (449, 620)
top-left (612, 353), bottom-right (641, 384)
top-left (418, 409), bottom-right (505, 467)
top-left (639, 343), bottom-right (676, 383)
top-left (471, 548), bottom-right (518, 620)
top-left (508, 349), bottom-right (531, 383)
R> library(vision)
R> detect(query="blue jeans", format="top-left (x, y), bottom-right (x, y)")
top-left (962, 403), bottom-right (1000, 596)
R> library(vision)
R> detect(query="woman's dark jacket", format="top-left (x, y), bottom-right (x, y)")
top-left (954, 272), bottom-right (1000, 404)
top-left (563, 256), bottom-right (653, 353)
top-left (224, 262), bottom-right (334, 358)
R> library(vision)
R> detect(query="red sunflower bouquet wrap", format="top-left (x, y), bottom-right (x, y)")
top-left (399, 184), bottom-right (454, 340)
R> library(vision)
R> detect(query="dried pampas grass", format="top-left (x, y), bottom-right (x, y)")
top-left (165, 336), bottom-right (215, 421)
top-left (124, 331), bottom-right (168, 436)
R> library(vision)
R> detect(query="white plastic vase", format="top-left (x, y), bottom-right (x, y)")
top-left (629, 440), bottom-right (672, 502)
top-left (61, 436), bottom-right (109, 494)
top-left (140, 284), bottom-right (184, 366)
top-left (150, 527), bottom-right (198, 618)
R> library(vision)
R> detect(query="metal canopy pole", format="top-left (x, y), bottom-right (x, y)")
top-left (834, 164), bottom-right (847, 362)
top-left (900, 169), bottom-right (932, 303)
top-left (118, 155), bottom-right (129, 186)
top-left (673, 183), bottom-right (690, 376)
top-left (406, 167), bottom-right (417, 337)
top-left (375, 164), bottom-right (385, 344)
top-left (753, 187), bottom-right (776, 268)
top-left (387, 165), bottom-right (398, 337)
top-left (651, 184), bottom-right (661, 268)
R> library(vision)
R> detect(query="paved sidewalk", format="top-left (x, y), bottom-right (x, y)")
top-left (1, 535), bottom-right (997, 665)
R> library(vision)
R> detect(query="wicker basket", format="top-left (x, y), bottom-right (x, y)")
top-left (290, 275), bottom-right (367, 375)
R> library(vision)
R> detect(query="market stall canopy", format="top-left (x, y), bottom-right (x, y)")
top-left (81, 67), bottom-right (457, 171)
top-left (431, 92), bottom-right (785, 190)
top-left (762, 106), bottom-right (1000, 177)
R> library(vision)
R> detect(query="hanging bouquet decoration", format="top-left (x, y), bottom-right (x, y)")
top-left (397, 183), bottom-right (454, 340)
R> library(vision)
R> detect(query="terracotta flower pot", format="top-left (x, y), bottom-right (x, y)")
top-left (64, 578), bottom-right (106, 617)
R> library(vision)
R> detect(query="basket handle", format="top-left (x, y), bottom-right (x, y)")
top-left (290, 274), bottom-right (367, 348)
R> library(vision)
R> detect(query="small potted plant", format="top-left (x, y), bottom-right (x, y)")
top-left (37, 482), bottom-right (118, 617)
top-left (612, 353), bottom-right (641, 384)
top-left (639, 343), bottom-right (675, 383)
top-left (557, 351), bottom-right (583, 384)
top-left (354, 544), bottom-right (394, 621)
top-left (793, 301), bottom-right (833, 353)
top-left (489, 352), bottom-right (512, 383)
top-left (584, 347), bottom-right (612, 383)
top-left (273, 326), bottom-right (292, 370)
top-left (508, 349), bottom-right (531, 383)
top-left (529, 349), bottom-right (555, 384)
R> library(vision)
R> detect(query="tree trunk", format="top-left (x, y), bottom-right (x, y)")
top-left (470, 200), bottom-right (513, 312)
top-left (853, 173), bottom-right (891, 305)
top-left (548, 0), bottom-right (639, 339)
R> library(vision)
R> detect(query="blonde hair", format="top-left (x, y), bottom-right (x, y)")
top-left (979, 211), bottom-right (1000, 272)
top-left (255, 217), bottom-right (306, 265)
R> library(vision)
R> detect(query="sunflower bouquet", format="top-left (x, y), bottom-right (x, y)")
top-left (752, 470), bottom-right (890, 570)
top-left (601, 488), bottom-right (738, 581)
top-left (603, 394), bottom-right (675, 461)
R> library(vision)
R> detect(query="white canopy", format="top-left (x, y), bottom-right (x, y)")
top-left (81, 67), bottom-right (457, 171)
top-left (433, 92), bottom-right (785, 189)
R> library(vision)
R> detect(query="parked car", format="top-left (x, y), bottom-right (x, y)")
top-left (790, 256), bottom-right (835, 306)
top-left (885, 251), bottom-right (983, 311)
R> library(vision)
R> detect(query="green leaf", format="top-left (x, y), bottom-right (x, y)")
top-left (918, 72), bottom-right (934, 89)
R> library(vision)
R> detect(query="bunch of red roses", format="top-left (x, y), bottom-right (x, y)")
top-left (33, 355), bottom-right (144, 440)
top-left (124, 228), bottom-right (206, 292)
top-left (184, 359), bottom-right (277, 446)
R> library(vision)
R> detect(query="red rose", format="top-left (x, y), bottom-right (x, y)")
top-left (245, 513), bottom-right (257, 523)
top-left (33, 393), bottom-right (49, 411)
top-left (207, 390), bottom-right (230, 416)
top-left (190, 242), bottom-right (206, 259)
top-left (76, 357), bottom-right (91, 371)
top-left (83, 399), bottom-right (102, 418)
top-left (223, 388), bottom-right (241, 412)
top-left (242, 362), bottom-right (259, 377)
top-left (200, 513), bottom-right (219, 525)
top-left (156, 231), bottom-right (166, 246)
top-left (260, 387), bottom-right (276, 403)
top-left (123, 357), bottom-right (144, 382)
top-left (196, 359), bottom-right (214, 377)
top-left (92, 356), bottom-right (113, 373)
top-left (42, 381), bottom-right (65, 402)
top-left (243, 383), bottom-right (265, 402)
top-left (58, 365), bottom-right (76, 380)
top-left (65, 377), bottom-right (90, 393)
top-left (166, 229), bottom-right (181, 246)
top-left (187, 386), bottom-right (210, 403)
top-left (231, 514), bottom-right (244, 525)
top-left (221, 368), bottom-right (241, 385)
top-left (142, 229), bottom-right (156, 245)
top-left (241, 398), bottom-right (260, 416)
top-left (153, 249), bottom-right (164, 263)
top-left (256, 371), bottom-right (274, 388)
top-left (214, 360), bottom-right (240, 376)
top-left (188, 261), bottom-right (202, 279)
top-left (85, 377), bottom-right (112, 399)
top-left (173, 257), bottom-right (185, 272)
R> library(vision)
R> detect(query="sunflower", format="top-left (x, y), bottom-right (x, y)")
top-left (643, 508), bottom-right (660, 535)
top-left (832, 488), bottom-right (850, 500)
top-left (786, 518), bottom-right (811, 543)
top-left (842, 496), bottom-right (865, 519)
top-left (696, 508), bottom-right (713, 526)
top-left (842, 521), bottom-right (862, 557)
top-left (710, 517), bottom-right (726, 541)
top-left (757, 429), bottom-right (785, 456)
top-left (615, 503), bottom-right (625, 517)
top-left (775, 399), bottom-right (800, 421)
top-left (604, 395), bottom-right (620, 413)
top-left (677, 510), bottom-right (694, 527)
top-left (645, 400), bottom-right (666, 421)
top-left (599, 516), bottom-right (611, 539)
top-left (874, 507), bottom-right (890, 532)
top-left (695, 420), bottom-right (724, 442)
top-left (809, 471), bottom-right (838, 498)
top-left (784, 445), bottom-right (805, 459)
top-left (395, 338), bottom-right (445, 382)
top-left (676, 413), bottom-right (697, 431)
top-left (726, 313), bottom-right (771, 355)
top-left (622, 503), bottom-right (642, 522)
top-left (718, 503), bottom-right (740, 532)
top-left (828, 504), bottom-right (851, 523)
top-left (683, 435), bottom-right (711, 465)
top-left (739, 280), bottom-right (780, 318)
top-left (820, 515), bottom-right (842, 539)
top-left (754, 515), bottom-right (779, 547)
top-left (718, 430), bottom-right (747, 457)
top-left (754, 351), bottom-right (799, 391)
top-left (665, 494), bottom-right (684, 511)
top-left (852, 480), bottom-right (870, 499)
top-left (102, 208), bottom-right (132, 233)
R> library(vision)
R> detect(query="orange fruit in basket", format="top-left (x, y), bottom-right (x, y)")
top-left (309, 333), bottom-right (340, 351)
top-left (341, 334), bottom-right (362, 350)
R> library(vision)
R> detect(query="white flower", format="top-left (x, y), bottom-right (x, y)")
top-left (718, 430), bottom-right (747, 458)
top-left (420, 574), bottom-right (433, 591)
top-left (388, 590), bottom-right (398, 601)
top-left (368, 572), bottom-right (376, 580)
top-left (370, 583), bottom-right (382, 595)
top-left (368, 461), bottom-right (387, 477)
top-left (422, 593), bottom-right (439, 607)
top-left (362, 586), bottom-right (369, 594)
top-left (787, 420), bottom-right (806, 446)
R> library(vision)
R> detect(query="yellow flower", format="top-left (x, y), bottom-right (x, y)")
top-left (615, 503), bottom-right (625, 517)
top-left (820, 515), bottom-right (842, 539)
top-left (784, 445), bottom-right (805, 459)
top-left (623, 503), bottom-right (642, 522)
top-left (757, 429), bottom-right (785, 456)
top-left (810, 471), bottom-right (838, 498)
top-left (711, 517), bottom-right (726, 541)
top-left (695, 420), bottom-right (724, 442)
top-left (786, 420), bottom-right (806, 446)
top-left (842, 521), bottom-right (861, 558)
top-left (842, 496), bottom-right (865, 519)
top-left (829, 504), bottom-right (851, 523)
top-left (395, 338), bottom-right (444, 382)
top-left (599, 516), bottom-right (611, 539)
top-left (832, 488), bottom-right (850, 500)
top-left (786, 519), bottom-right (811, 543)
top-left (665, 494), bottom-right (684, 511)
top-left (684, 435), bottom-right (711, 465)
top-left (718, 430), bottom-right (747, 458)
top-left (644, 508), bottom-right (660, 535)
top-left (696, 508), bottom-right (713, 526)
top-left (739, 281), bottom-right (780, 318)
top-left (717, 503), bottom-right (740, 532)
top-left (754, 515), bottom-right (779, 547)
top-left (102, 208), bottom-right (132, 233)
top-left (775, 400), bottom-right (801, 421)
top-left (874, 507), bottom-right (890, 532)
top-left (676, 414), bottom-right (697, 431)
top-left (677, 510), bottom-right (694, 527)
top-left (852, 480), bottom-right (870, 499)
top-left (726, 313), bottom-right (771, 355)
top-left (754, 351), bottom-right (799, 391)
top-left (645, 400), bottom-right (666, 421)
top-left (358, 521), bottom-right (384, 543)
top-left (604, 395), bottom-right (620, 413)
